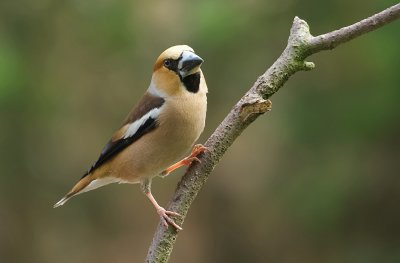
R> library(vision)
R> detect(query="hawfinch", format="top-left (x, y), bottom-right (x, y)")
top-left (54, 45), bottom-right (208, 230)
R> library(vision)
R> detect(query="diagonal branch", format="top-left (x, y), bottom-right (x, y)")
top-left (145, 3), bottom-right (400, 263)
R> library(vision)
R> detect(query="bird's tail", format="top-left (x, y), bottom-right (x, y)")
top-left (53, 176), bottom-right (92, 208)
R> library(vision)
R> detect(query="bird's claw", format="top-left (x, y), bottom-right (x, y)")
top-left (157, 207), bottom-right (182, 231)
top-left (192, 144), bottom-right (208, 155)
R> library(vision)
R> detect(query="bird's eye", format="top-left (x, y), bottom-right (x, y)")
top-left (163, 59), bottom-right (171, 67)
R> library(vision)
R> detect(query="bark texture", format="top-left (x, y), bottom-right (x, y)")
top-left (146, 4), bottom-right (400, 263)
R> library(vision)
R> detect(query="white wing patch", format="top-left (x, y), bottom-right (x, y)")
top-left (123, 107), bottom-right (161, 139)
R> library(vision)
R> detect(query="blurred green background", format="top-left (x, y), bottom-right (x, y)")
top-left (1, 0), bottom-right (399, 262)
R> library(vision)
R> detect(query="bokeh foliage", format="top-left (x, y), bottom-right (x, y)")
top-left (0, 0), bottom-right (399, 262)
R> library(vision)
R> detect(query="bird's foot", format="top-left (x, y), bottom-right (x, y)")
top-left (190, 144), bottom-right (208, 158)
top-left (156, 206), bottom-right (182, 231)
top-left (159, 144), bottom-right (207, 177)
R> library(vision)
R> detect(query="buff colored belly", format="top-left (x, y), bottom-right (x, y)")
top-left (110, 95), bottom-right (206, 183)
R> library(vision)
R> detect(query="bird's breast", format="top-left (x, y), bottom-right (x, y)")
top-left (159, 94), bottom-right (207, 147)
top-left (110, 89), bottom-right (207, 181)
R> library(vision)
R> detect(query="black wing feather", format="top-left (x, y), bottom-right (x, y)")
top-left (82, 117), bottom-right (157, 178)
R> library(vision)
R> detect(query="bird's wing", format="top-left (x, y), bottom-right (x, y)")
top-left (82, 92), bottom-right (165, 177)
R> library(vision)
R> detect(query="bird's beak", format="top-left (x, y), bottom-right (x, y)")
top-left (179, 51), bottom-right (204, 78)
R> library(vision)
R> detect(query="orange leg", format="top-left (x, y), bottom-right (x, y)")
top-left (160, 144), bottom-right (207, 177)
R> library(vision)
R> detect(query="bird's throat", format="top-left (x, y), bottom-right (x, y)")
top-left (182, 72), bottom-right (201, 93)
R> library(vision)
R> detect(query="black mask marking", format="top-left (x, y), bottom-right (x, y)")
top-left (163, 58), bottom-right (179, 72)
top-left (182, 72), bottom-right (201, 93)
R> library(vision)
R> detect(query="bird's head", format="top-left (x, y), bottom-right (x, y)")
top-left (150, 45), bottom-right (204, 97)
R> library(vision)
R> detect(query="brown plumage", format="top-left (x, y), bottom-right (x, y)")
top-left (54, 45), bottom-right (207, 230)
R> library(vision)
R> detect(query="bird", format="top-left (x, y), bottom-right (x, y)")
top-left (54, 45), bottom-right (208, 230)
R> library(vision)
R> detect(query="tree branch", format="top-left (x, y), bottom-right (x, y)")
top-left (145, 4), bottom-right (400, 263)
top-left (308, 4), bottom-right (400, 54)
